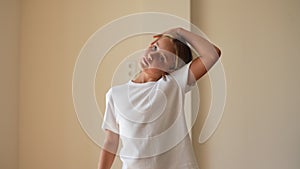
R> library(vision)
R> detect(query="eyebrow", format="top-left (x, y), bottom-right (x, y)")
top-left (150, 38), bottom-right (160, 47)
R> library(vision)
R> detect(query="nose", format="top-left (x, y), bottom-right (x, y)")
top-left (146, 53), bottom-right (153, 61)
top-left (147, 52), bottom-right (165, 63)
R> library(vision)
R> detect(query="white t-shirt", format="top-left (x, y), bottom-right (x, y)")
top-left (102, 62), bottom-right (199, 169)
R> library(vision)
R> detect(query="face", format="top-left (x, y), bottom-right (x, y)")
top-left (140, 36), bottom-right (178, 73)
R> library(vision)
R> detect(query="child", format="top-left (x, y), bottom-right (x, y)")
top-left (99, 27), bottom-right (221, 169)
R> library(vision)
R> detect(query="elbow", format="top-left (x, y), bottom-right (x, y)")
top-left (103, 133), bottom-right (119, 153)
top-left (103, 139), bottom-right (119, 153)
top-left (217, 48), bottom-right (222, 57)
top-left (104, 136), bottom-right (119, 147)
top-left (214, 45), bottom-right (222, 57)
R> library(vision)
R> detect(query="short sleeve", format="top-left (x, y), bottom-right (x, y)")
top-left (101, 88), bottom-right (119, 134)
top-left (170, 61), bottom-right (195, 93)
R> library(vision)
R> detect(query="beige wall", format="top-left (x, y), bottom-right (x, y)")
top-left (19, 0), bottom-right (189, 169)
top-left (2, 0), bottom-right (299, 169)
top-left (0, 0), bottom-right (20, 169)
top-left (191, 0), bottom-right (300, 169)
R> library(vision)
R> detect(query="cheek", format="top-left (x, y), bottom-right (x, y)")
top-left (148, 60), bottom-right (168, 71)
top-left (165, 56), bottom-right (175, 67)
top-left (153, 61), bottom-right (173, 72)
top-left (147, 52), bottom-right (174, 70)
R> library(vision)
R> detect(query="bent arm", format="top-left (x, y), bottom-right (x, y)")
top-left (98, 130), bottom-right (119, 169)
top-left (177, 28), bottom-right (221, 83)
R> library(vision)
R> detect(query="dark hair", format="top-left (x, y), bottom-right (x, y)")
top-left (171, 39), bottom-right (192, 68)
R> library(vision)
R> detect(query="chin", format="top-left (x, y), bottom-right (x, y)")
top-left (139, 62), bottom-right (148, 70)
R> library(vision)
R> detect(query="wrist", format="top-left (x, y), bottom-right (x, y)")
top-left (176, 27), bottom-right (183, 37)
top-left (175, 28), bottom-right (187, 43)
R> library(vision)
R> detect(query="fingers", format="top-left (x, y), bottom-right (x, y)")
top-left (153, 34), bottom-right (163, 38)
top-left (150, 34), bottom-right (172, 46)
top-left (153, 33), bottom-right (174, 40)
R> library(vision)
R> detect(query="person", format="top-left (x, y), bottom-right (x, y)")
top-left (98, 27), bottom-right (221, 169)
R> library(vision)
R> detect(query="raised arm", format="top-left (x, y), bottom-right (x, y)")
top-left (166, 28), bottom-right (221, 83)
top-left (98, 130), bottom-right (119, 169)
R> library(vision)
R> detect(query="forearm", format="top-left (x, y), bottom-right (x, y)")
top-left (98, 130), bottom-right (119, 169)
top-left (98, 149), bottom-right (116, 169)
top-left (177, 28), bottom-right (220, 66)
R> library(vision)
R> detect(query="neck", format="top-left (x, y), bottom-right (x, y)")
top-left (133, 69), bottom-right (166, 83)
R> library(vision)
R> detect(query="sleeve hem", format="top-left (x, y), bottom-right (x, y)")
top-left (101, 124), bottom-right (119, 134)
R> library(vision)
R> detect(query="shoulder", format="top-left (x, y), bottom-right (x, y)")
top-left (106, 82), bottom-right (130, 99)
top-left (106, 82), bottom-right (127, 95)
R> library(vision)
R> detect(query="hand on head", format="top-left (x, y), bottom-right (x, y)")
top-left (154, 28), bottom-right (186, 44)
